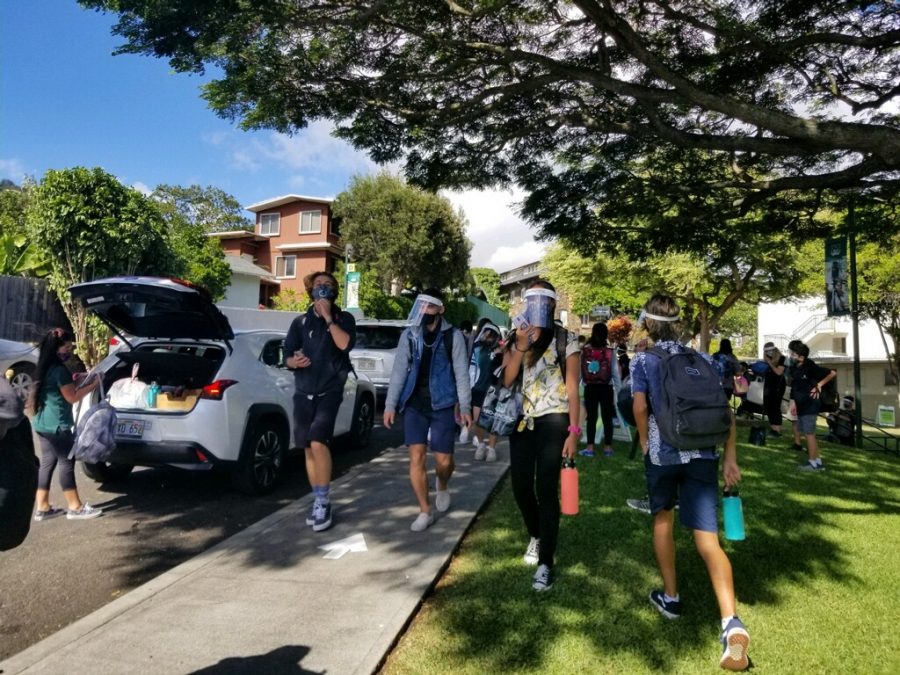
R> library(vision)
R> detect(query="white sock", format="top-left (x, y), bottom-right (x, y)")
top-left (721, 615), bottom-right (737, 631)
top-left (663, 592), bottom-right (679, 603)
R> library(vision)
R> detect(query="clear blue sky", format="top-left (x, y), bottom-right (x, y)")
top-left (0, 1), bottom-right (544, 270)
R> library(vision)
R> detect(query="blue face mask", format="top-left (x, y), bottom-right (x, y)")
top-left (312, 285), bottom-right (337, 301)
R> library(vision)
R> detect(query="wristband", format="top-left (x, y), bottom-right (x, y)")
top-left (567, 425), bottom-right (582, 436)
top-left (326, 319), bottom-right (334, 329)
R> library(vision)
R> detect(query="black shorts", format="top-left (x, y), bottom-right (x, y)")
top-left (472, 388), bottom-right (487, 409)
top-left (293, 390), bottom-right (343, 448)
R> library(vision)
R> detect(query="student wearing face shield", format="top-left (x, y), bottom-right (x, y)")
top-left (469, 323), bottom-right (503, 461)
top-left (384, 289), bottom-right (473, 532)
top-left (284, 271), bottom-right (357, 532)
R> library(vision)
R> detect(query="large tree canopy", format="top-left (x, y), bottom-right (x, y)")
top-left (83, 0), bottom-right (899, 245)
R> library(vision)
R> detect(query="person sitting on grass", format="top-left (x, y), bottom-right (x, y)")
top-left (631, 293), bottom-right (750, 672)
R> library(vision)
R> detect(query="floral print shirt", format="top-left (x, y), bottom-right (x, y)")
top-left (521, 332), bottom-right (580, 423)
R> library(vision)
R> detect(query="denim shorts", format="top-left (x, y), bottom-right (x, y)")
top-left (645, 456), bottom-right (719, 533)
top-left (796, 414), bottom-right (817, 435)
top-left (403, 405), bottom-right (457, 454)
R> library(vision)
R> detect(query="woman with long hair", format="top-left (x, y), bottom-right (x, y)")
top-left (579, 322), bottom-right (621, 457)
top-left (502, 280), bottom-right (581, 591)
top-left (29, 328), bottom-right (102, 520)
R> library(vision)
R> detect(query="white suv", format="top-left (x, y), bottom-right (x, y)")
top-left (70, 277), bottom-right (376, 495)
top-left (350, 320), bottom-right (408, 404)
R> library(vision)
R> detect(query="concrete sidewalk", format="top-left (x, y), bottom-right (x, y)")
top-left (1, 441), bottom-right (509, 675)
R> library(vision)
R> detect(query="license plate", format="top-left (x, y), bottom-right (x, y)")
top-left (355, 358), bottom-right (377, 371)
top-left (116, 419), bottom-right (146, 438)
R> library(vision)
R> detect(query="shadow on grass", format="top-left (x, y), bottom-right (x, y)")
top-left (400, 433), bottom-right (898, 672)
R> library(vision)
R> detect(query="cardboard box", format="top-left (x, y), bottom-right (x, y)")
top-left (154, 389), bottom-right (202, 411)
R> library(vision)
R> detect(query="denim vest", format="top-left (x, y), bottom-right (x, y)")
top-left (398, 329), bottom-right (457, 411)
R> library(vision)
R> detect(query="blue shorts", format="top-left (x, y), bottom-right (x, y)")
top-left (293, 390), bottom-right (344, 448)
top-left (644, 457), bottom-right (719, 533)
top-left (403, 406), bottom-right (457, 454)
top-left (796, 414), bottom-right (817, 435)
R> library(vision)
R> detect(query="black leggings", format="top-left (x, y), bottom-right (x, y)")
top-left (509, 413), bottom-right (567, 567)
top-left (584, 383), bottom-right (615, 446)
top-left (764, 391), bottom-right (784, 427)
top-left (36, 430), bottom-right (77, 492)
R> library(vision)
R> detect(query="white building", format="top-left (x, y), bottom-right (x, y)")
top-left (759, 297), bottom-right (898, 424)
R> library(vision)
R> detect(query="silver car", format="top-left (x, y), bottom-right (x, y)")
top-left (0, 338), bottom-right (39, 400)
top-left (350, 320), bottom-right (408, 404)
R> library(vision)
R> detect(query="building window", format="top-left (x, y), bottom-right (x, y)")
top-left (260, 213), bottom-right (280, 236)
top-left (580, 314), bottom-right (590, 327)
top-left (275, 255), bottom-right (296, 278)
top-left (299, 211), bottom-right (322, 234)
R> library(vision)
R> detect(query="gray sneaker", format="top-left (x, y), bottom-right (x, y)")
top-left (34, 507), bottom-right (65, 522)
top-left (626, 498), bottom-right (651, 514)
top-left (532, 564), bottom-right (553, 591)
top-left (485, 445), bottom-right (497, 462)
top-left (798, 461), bottom-right (825, 472)
top-left (474, 441), bottom-right (487, 461)
top-left (67, 504), bottom-right (102, 520)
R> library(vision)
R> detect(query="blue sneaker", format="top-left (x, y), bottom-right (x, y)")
top-left (312, 502), bottom-right (333, 532)
top-left (649, 589), bottom-right (682, 619)
top-left (719, 617), bottom-right (750, 671)
top-left (578, 448), bottom-right (596, 457)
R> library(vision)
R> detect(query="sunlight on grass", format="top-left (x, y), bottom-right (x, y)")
top-left (382, 435), bottom-right (900, 674)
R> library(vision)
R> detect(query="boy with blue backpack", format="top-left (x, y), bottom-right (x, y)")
top-left (631, 294), bottom-right (750, 671)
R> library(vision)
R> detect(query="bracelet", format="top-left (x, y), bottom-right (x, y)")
top-left (567, 424), bottom-right (582, 436)
top-left (325, 320), bottom-right (334, 329)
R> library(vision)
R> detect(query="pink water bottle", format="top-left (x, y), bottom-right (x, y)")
top-left (560, 457), bottom-right (579, 515)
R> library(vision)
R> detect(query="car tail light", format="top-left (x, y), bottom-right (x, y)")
top-left (195, 449), bottom-right (209, 463)
top-left (109, 336), bottom-right (120, 346)
top-left (200, 380), bottom-right (238, 400)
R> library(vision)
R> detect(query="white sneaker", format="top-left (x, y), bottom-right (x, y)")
top-left (523, 537), bottom-right (540, 565)
top-left (474, 441), bottom-right (487, 461)
top-left (67, 504), bottom-right (102, 520)
top-left (435, 476), bottom-right (451, 512)
top-left (458, 426), bottom-right (469, 444)
top-left (485, 445), bottom-right (497, 462)
top-left (410, 511), bottom-right (434, 532)
top-left (532, 564), bottom-right (553, 591)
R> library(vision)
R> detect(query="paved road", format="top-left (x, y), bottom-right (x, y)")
top-left (0, 423), bottom-right (404, 660)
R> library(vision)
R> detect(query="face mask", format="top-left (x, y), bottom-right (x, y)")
top-left (58, 352), bottom-right (71, 362)
top-left (312, 285), bottom-right (337, 301)
top-left (420, 312), bottom-right (439, 328)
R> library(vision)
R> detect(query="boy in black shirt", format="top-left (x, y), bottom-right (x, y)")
top-left (788, 342), bottom-right (837, 471)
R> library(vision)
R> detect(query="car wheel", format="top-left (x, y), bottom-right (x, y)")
top-left (231, 419), bottom-right (286, 495)
top-left (7, 363), bottom-right (35, 401)
top-left (349, 393), bottom-right (375, 448)
top-left (81, 462), bottom-right (134, 483)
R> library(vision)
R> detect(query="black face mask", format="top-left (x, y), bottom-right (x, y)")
top-left (420, 313), bottom-right (440, 329)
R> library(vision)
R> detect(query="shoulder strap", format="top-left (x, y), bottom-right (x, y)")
top-left (444, 327), bottom-right (454, 364)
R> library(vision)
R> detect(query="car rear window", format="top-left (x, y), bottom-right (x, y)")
top-left (355, 326), bottom-right (404, 350)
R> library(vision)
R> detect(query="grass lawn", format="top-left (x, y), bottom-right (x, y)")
top-left (382, 432), bottom-right (900, 674)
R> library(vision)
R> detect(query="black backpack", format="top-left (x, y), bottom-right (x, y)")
top-left (648, 346), bottom-right (732, 449)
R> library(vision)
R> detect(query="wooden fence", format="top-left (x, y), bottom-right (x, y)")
top-left (0, 276), bottom-right (70, 343)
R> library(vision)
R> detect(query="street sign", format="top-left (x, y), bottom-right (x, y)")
top-left (346, 271), bottom-right (361, 309)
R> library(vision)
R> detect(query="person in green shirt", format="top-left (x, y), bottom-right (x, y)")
top-left (28, 328), bottom-right (102, 520)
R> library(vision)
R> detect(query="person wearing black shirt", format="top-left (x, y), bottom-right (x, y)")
top-left (761, 342), bottom-right (787, 435)
top-left (788, 341), bottom-right (837, 471)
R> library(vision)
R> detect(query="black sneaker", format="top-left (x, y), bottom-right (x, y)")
top-left (532, 564), bottom-right (553, 591)
top-left (312, 502), bottom-right (333, 532)
top-left (792, 443), bottom-right (804, 452)
top-left (649, 589), bottom-right (682, 619)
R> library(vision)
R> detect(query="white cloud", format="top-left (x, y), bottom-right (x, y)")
top-left (131, 181), bottom-right (152, 195)
top-left (443, 188), bottom-right (546, 272)
top-left (0, 158), bottom-right (27, 183)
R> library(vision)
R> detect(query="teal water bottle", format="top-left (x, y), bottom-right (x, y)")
top-left (722, 489), bottom-right (745, 541)
top-left (147, 381), bottom-right (160, 408)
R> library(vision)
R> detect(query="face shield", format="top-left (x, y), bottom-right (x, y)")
top-left (637, 309), bottom-right (681, 326)
top-left (475, 323), bottom-right (500, 345)
top-left (407, 294), bottom-right (444, 328)
top-left (523, 288), bottom-right (556, 328)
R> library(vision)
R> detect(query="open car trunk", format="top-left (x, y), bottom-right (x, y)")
top-left (103, 344), bottom-right (226, 413)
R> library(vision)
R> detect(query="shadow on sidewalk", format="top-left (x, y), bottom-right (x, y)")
top-left (189, 644), bottom-right (320, 674)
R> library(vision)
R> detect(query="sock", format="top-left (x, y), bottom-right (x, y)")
top-left (313, 485), bottom-right (330, 505)
top-left (663, 592), bottom-right (680, 603)
top-left (721, 615), bottom-right (739, 631)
